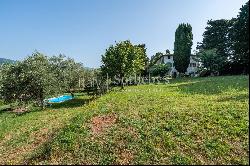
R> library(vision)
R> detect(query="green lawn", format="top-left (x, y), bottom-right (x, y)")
top-left (0, 75), bottom-right (249, 165)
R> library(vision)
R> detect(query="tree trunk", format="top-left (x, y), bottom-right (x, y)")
top-left (121, 77), bottom-right (124, 89)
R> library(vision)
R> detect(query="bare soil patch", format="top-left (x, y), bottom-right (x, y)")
top-left (91, 113), bottom-right (117, 135)
top-left (117, 149), bottom-right (134, 165)
top-left (12, 107), bottom-right (28, 114)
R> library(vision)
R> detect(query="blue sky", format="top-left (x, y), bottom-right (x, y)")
top-left (0, 0), bottom-right (247, 68)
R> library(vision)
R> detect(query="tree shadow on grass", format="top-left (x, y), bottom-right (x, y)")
top-left (0, 105), bottom-right (12, 115)
top-left (0, 96), bottom-right (96, 116)
top-left (169, 76), bottom-right (248, 95)
top-left (49, 97), bottom-right (95, 109)
top-left (216, 93), bottom-right (249, 102)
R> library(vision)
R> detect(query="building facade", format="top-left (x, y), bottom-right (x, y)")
top-left (155, 54), bottom-right (200, 76)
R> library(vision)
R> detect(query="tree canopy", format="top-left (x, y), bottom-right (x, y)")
top-left (0, 52), bottom-right (85, 107)
top-left (197, 19), bottom-right (233, 59)
top-left (149, 52), bottom-right (164, 67)
top-left (101, 40), bottom-right (147, 79)
top-left (196, 1), bottom-right (249, 75)
top-left (149, 63), bottom-right (171, 77)
top-left (197, 49), bottom-right (223, 74)
top-left (230, 1), bottom-right (249, 73)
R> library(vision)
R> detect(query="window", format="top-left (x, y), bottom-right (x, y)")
top-left (168, 56), bottom-right (170, 59)
top-left (190, 63), bottom-right (196, 67)
top-left (161, 58), bottom-right (164, 64)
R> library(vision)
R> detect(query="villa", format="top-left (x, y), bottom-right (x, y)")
top-left (155, 51), bottom-right (200, 76)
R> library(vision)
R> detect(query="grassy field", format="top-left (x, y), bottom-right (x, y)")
top-left (0, 75), bottom-right (249, 165)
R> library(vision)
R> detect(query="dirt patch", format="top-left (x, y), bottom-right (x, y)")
top-left (117, 149), bottom-right (134, 165)
top-left (91, 113), bottom-right (117, 135)
top-left (126, 126), bottom-right (139, 139)
top-left (12, 107), bottom-right (28, 114)
top-left (4, 134), bottom-right (12, 141)
top-left (0, 127), bottom-right (51, 165)
top-left (30, 128), bottom-right (50, 146)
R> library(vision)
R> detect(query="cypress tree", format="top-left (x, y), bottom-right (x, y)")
top-left (173, 23), bottom-right (193, 73)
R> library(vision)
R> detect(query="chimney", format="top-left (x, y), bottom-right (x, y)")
top-left (166, 49), bottom-right (170, 55)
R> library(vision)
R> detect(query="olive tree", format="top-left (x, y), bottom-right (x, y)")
top-left (0, 51), bottom-right (85, 107)
top-left (49, 54), bottom-right (84, 95)
top-left (0, 52), bottom-right (59, 106)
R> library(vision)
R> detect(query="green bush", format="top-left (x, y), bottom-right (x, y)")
top-left (149, 64), bottom-right (171, 77)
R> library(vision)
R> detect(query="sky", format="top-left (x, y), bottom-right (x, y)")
top-left (0, 0), bottom-right (248, 68)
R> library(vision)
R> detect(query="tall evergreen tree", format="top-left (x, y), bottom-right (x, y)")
top-left (174, 23), bottom-right (193, 73)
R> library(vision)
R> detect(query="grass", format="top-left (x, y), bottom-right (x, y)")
top-left (0, 75), bottom-right (249, 165)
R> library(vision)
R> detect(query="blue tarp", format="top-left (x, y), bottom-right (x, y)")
top-left (47, 95), bottom-right (73, 103)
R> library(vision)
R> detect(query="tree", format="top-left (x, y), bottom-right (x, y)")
top-left (149, 64), bottom-right (171, 77)
top-left (49, 54), bottom-right (69, 93)
top-left (0, 52), bottom-right (59, 106)
top-left (0, 51), bottom-right (85, 107)
top-left (165, 49), bottom-right (170, 54)
top-left (197, 49), bottom-right (223, 74)
top-left (62, 58), bottom-right (84, 93)
top-left (197, 19), bottom-right (234, 74)
top-left (149, 50), bottom-right (171, 67)
top-left (230, 1), bottom-right (249, 74)
top-left (49, 54), bottom-right (85, 94)
top-left (101, 40), bottom-right (147, 87)
top-left (137, 44), bottom-right (149, 76)
top-left (174, 23), bottom-right (193, 73)
top-left (149, 52), bottom-right (164, 67)
top-left (197, 1), bottom-right (249, 75)
top-left (197, 19), bottom-right (233, 57)
top-left (130, 44), bottom-right (148, 75)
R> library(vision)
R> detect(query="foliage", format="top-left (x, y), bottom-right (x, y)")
top-left (0, 58), bottom-right (16, 65)
top-left (197, 1), bottom-right (249, 75)
top-left (49, 54), bottom-right (85, 92)
top-left (197, 49), bottom-right (224, 74)
top-left (0, 53), bottom-right (57, 106)
top-left (198, 68), bottom-right (211, 77)
top-left (137, 44), bottom-right (150, 76)
top-left (165, 49), bottom-right (170, 54)
top-left (149, 52), bottom-right (164, 67)
top-left (101, 40), bottom-right (147, 80)
top-left (0, 76), bottom-right (248, 165)
top-left (229, 1), bottom-right (249, 73)
top-left (0, 52), bottom-right (85, 107)
top-left (196, 19), bottom-right (232, 75)
top-left (149, 63), bottom-right (171, 77)
top-left (83, 68), bottom-right (101, 87)
top-left (197, 19), bottom-right (233, 59)
top-left (174, 23), bottom-right (193, 73)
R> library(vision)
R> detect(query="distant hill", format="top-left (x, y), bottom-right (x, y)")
top-left (0, 58), bottom-right (16, 65)
top-left (84, 66), bottom-right (95, 70)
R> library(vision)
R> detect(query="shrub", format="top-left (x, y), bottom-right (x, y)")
top-left (149, 64), bottom-right (171, 77)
